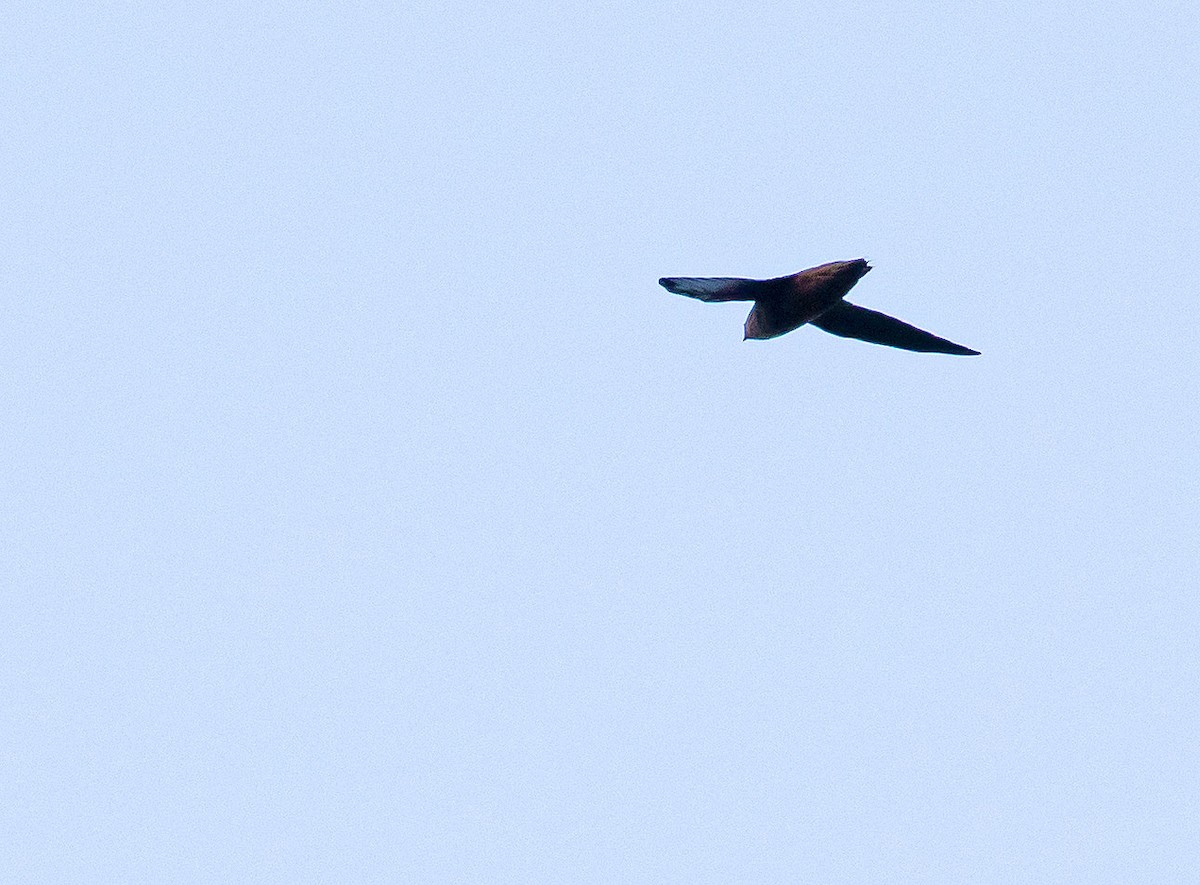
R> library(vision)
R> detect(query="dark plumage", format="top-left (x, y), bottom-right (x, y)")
top-left (659, 259), bottom-right (979, 355)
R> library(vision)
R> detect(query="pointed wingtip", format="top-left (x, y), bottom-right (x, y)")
top-left (923, 341), bottom-right (980, 356)
top-left (811, 302), bottom-right (981, 355)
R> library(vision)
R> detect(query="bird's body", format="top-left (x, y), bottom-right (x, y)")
top-left (660, 259), bottom-right (979, 355)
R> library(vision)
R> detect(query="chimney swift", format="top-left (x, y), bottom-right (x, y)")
top-left (659, 259), bottom-right (979, 355)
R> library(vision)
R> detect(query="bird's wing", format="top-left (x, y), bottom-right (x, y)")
top-left (659, 277), bottom-right (762, 302)
top-left (810, 301), bottom-right (979, 355)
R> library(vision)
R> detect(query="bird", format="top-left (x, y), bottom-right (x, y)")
top-left (659, 259), bottom-right (979, 355)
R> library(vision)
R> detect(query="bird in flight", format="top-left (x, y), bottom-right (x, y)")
top-left (660, 259), bottom-right (979, 355)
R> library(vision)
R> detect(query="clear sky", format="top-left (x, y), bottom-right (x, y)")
top-left (5, 1), bottom-right (1198, 881)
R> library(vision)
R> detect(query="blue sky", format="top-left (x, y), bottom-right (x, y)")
top-left (4, 1), bottom-right (1198, 881)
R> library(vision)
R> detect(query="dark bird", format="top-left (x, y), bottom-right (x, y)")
top-left (659, 259), bottom-right (979, 355)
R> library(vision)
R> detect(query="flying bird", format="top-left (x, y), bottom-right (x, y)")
top-left (659, 259), bottom-right (979, 355)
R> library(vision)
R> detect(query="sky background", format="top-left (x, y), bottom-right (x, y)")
top-left (4, 1), bottom-right (1198, 881)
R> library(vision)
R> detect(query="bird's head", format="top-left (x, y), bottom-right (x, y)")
top-left (743, 304), bottom-right (772, 340)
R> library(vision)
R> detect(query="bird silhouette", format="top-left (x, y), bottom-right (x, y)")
top-left (660, 259), bottom-right (979, 355)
